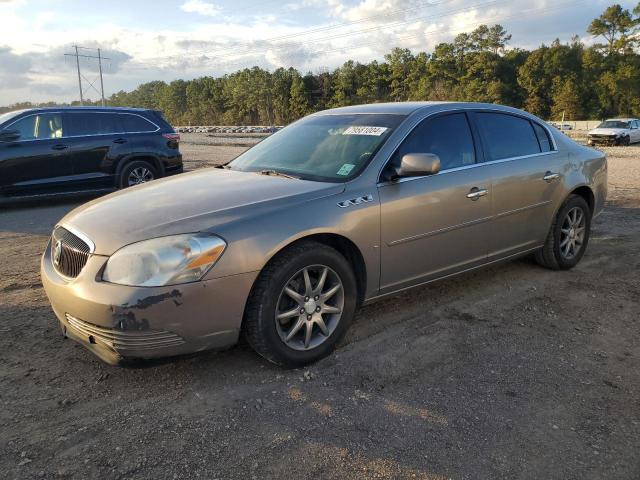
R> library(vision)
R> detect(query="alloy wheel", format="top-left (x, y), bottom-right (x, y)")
top-left (560, 206), bottom-right (586, 260)
top-left (275, 265), bottom-right (344, 351)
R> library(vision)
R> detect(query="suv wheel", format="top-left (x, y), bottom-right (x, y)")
top-left (535, 194), bottom-right (591, 270)
top-left (243, 241), bottom-right (357, 367)
top-left (120, 161), bottom-right (158, 188)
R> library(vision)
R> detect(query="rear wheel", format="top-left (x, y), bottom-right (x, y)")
top-left (535, 194), bottom-right (591, 270)
top-left (243, 241), bottom-right (357, 367)
top-left (119, 160), bottom-right (158, 189)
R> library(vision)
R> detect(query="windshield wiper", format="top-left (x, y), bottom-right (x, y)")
top-left (258, 169), bottom-right (300, 180)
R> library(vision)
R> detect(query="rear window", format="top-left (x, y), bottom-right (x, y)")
top-left (65, 113), bottom-right (123, 136)
top-left (476, 112), bottom-right (541, 161)
top-left (120, 114), bottom-right (157, 133)
top-left (532, 122), bottom-right (553, 152)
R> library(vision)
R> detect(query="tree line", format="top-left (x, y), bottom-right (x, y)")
top-left (3, 3), bottom-right (640, 125)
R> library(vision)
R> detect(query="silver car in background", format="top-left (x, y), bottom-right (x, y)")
top-left (41, 102), bottom-right (607, 367)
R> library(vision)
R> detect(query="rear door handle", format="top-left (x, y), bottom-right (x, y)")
top-left (543, 172), bottom-right (560, 182)
top-left (466, 187), bottom-right (488, 200)
top-left (113, 138), bottom-right (127, 144)
top-left (51, 144), bottom-right (68, 150)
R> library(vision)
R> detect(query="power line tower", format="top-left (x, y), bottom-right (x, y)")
top-left (64, 46), bottom-right (110, 106)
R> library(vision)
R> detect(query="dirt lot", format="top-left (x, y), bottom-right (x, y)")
top-left (1, 138), bottom-right (639, 480)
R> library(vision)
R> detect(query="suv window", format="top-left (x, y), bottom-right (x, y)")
top-left (532, 122), bottom-right (553, 152)
top-left (120, 114), bottom-right (157, 133)
top-left (65, 112), bottom-right (124, 136)
top-left (476, 112), bottom-right (541, 161)
top-left (390, 113), bottom-right (476, 171)
top-left (10, 113), bottom-right (63, 140)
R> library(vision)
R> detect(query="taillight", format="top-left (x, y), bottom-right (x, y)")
top-left (163, 133), bottom-right (180, 142)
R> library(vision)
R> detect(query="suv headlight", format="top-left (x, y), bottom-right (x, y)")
top-left (102, 234), bottom-right (226, 287)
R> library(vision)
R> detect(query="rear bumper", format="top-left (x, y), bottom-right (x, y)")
top-left (41, 239), bottom-right (258, 365)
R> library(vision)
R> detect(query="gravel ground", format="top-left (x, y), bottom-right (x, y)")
top-left (1, 137), bottom-right (639, 479)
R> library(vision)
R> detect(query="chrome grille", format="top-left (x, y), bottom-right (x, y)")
top-left (65, 314), bottom-right (185, 352)
top-left (52, 227), bottom-right (91, 278)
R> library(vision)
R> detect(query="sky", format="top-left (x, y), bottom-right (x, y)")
top-left (0, 0), bottom-right (635, 105)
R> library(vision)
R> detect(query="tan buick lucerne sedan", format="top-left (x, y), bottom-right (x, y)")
top-left (41, 102), bottom-right (607, 367)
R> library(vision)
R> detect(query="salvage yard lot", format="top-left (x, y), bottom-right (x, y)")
top-left (1, 137), bottom-right (639, 479)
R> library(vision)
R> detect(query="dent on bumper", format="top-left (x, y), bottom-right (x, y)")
top-left (41, 240), bottom-right (258, 364)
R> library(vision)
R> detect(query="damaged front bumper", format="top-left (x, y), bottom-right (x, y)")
top-left (41, 239), bottom-right (258, 365)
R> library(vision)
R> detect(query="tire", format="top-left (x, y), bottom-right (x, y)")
top-left (243, 241), bottom-right (357, 367)
top-left (535, 194), bottom-right (591, 270)
top-left (624, 136), bottom-right (631, 146)
top-left (119, 160), bottom-right (158, 189)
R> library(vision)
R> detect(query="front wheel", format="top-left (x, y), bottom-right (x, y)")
top-left (535, 194), bottom-right (591, 270)
top-left (243, 241), bottom-right (357, 367)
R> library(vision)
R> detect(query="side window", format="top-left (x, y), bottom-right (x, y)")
top-left (65, 113), bottom-right (124, 136)
top-left (391, 113), bottom-right (476, 171)
top-left (532, 122), bottom-right (553, 152)
top-left (476, 113), bottom-right (541, 161)
top-left (120, 114), bottom-right (157, 133)
top-left (10, 114), bottom-right (63, 140)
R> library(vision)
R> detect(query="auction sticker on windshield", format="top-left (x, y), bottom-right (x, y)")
top-left (336, 164), bottom-right (356, 176)
top-left (342, 126), bottom-right (388, 136)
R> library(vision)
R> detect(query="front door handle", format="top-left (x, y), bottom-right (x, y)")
top-left (543, 171), bottom-right (560, 182)
top-left (51, 144), bottom-right (68, 150)
top-left (113, 138), bottom-right (127, 144)
top-left (466, 187), bottom-right (488, 200)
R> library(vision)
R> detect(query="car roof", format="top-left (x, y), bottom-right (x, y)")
top-left (314, 101), bottom-right (536, 117)
top-left (606, 118), bottom-right (637, 122)
top-left (11, 106), bottom-right (152, 114)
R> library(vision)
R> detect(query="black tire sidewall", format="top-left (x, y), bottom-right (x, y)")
top-left (552, 196), bottom-right (591, 269)
top-left (253, 247), bottom-right (357, 367)
top-left (119, 161), bottom-right (158, 189)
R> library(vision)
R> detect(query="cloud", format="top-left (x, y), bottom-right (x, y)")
top-left (181, 0), bottom-right (222, 17)
top-left (0, 46), bottom-right (32, 88)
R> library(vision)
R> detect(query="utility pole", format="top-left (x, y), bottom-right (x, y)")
top-left (74, 45), bottom-right (83, 105)
top-left (64, 46), bottom-right (110, 106)
top-left (98, 48), bottom-right (105, 106)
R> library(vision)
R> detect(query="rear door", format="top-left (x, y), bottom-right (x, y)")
top-left (0, 112), bottom-right (74, 196)
top-left (378, 112), bottom-right (492, 294)
top-left (63, 111), bottom-right (132, 189)
top-left (471, 112), bottom-right (566, 260)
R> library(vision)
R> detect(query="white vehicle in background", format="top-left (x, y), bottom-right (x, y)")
top-left (588, 118), bottom-right (640, 146)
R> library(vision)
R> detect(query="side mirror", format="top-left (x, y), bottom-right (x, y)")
top-left (395, 153), bottom-right (441, 178)
top-left (0, 129), bottom-right (20, 142)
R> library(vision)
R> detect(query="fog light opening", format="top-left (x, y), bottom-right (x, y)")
top-left (88, 335), bottom-right (96, 344)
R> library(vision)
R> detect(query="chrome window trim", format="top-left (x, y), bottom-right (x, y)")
top-left (377, 150), bottom-right (557, 187)
top-left (375, 106), bottom-right (559, 185)
top-left (57, 223), bottom-right (96, 253)
top-left (4, 111), bottom-right (160, 142)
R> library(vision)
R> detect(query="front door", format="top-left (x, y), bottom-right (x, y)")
top-left (378, 112), bottom-right (492, 294)
top-left (0, 112), bottom-right (74, 196)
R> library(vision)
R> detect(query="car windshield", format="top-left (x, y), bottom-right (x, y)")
top-left (598, 120), bottom-right (630, 129)
top-left (228, 113), bottom-right (405, 182)
top-left (0, 110), bottom-right (27, 127)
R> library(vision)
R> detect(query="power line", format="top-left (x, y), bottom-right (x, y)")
top-left (64, 45), bottom-right (110, 105)
top-left (127, 0), bottom-right (585, 73)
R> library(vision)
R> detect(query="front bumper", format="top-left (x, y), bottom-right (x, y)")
top-left (588, 136), bottom-right (620, 146)
top-left (41, 239), bottom-right (258, 365)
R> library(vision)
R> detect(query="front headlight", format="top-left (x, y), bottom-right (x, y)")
top-left (102, 234), bottom-right (226, 287)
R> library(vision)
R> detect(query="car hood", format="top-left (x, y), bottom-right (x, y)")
top-left (589, 128), bottom-right (627, 135)
top-left (59, 168), bottom-right (345, 255)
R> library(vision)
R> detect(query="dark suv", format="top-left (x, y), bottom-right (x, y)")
top-left (0, 107), bottom-right (182, 201)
